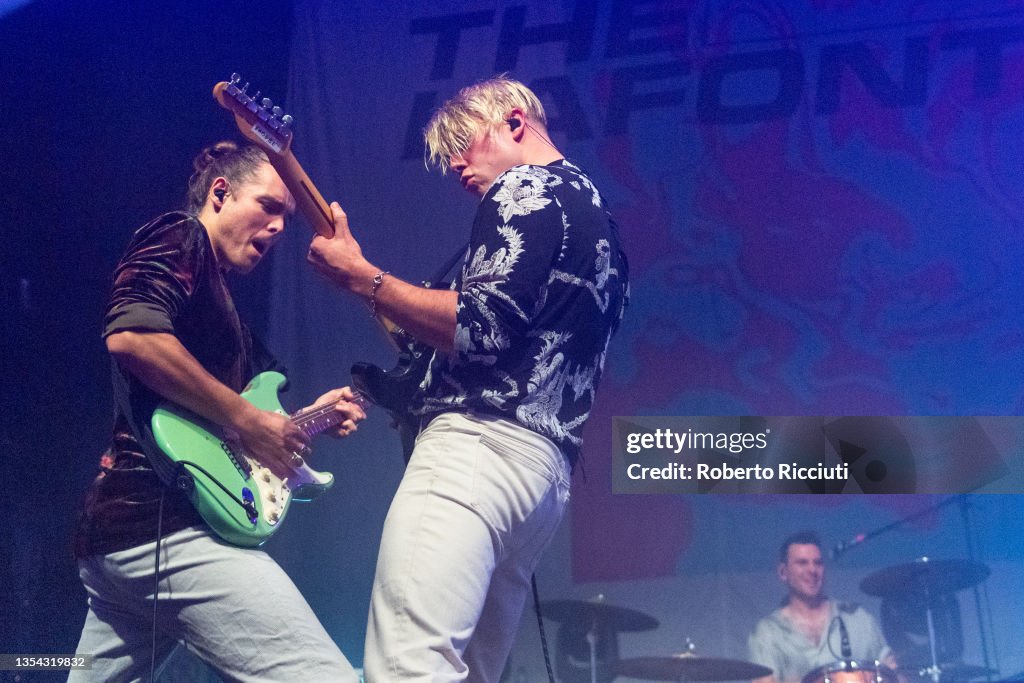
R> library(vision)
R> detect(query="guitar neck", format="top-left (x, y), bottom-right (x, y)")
top-left (269, 149), bottom-right (334, 238)
top-left (212, 77), bottom-right (334, 238)
top-left (289, 393), bottom-right (366, 438)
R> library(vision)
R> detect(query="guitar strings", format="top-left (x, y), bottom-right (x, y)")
top-left (290, 392), bottom-right (367, 435)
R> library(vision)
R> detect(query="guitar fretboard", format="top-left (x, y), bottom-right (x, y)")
top-left (290, 393), bottom-right (367, 438)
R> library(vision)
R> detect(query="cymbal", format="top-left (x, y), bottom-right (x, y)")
top-left (860, 558), bottom-right (990, 598)
top-left (616, 654), bottom-right (772, 681)
top-left (541, 595), bottom-right (659, 632)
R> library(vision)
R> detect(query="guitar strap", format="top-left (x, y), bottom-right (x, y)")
top-left (424, 243), bottom-right (468, 289)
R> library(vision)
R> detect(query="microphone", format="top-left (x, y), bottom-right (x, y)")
top-left (830, 533), bottom-right (866, 559)
top-left (838, 616), bottom-right (853, 660)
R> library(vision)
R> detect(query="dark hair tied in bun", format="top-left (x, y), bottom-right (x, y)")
top-left (185, 141), bottom-right (268, 213)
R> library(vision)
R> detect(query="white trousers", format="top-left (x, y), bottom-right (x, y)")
top-left (364, 412), bottom-right (571, 683)
top-left (69, 526), bottom-right (358, 683)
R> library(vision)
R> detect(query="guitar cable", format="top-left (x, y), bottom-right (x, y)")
top-left (145, 453), bottom-right (270, 680)
top-left (147, 460), bottom-right (251, 681)
top-left (151, 486), bottom-right (166, 682)
top-left (175, 460), bottom-right (253, 513)
top-left (531, 574), bottom-right (557, 683)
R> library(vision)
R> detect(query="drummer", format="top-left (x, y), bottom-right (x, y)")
top-left (748, 531), bottom-right (897, 683)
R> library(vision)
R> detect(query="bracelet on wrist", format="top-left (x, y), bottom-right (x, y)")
top-left (369, 270), bottom-right (389, 318)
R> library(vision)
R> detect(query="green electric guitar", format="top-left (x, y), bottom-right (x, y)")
top-left (151, 371), bottom-right (349, 547)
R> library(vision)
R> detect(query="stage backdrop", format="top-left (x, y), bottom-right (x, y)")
top-left (258, 0), bottom-right (1024, 676)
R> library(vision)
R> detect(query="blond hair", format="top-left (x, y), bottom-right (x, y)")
top-left (424, 75), bottom-right (547, 173)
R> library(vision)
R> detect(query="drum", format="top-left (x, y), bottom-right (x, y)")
top-left (802, 660), bottom-right (898, 683)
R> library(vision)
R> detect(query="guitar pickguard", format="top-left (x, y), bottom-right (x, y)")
top-left (151, 371), bottom-right (335, 547)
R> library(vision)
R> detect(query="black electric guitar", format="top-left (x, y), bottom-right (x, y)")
top-left (350, 248), bottom-right (465, 460)
top-left (350, 323), bottom-right (432, 461)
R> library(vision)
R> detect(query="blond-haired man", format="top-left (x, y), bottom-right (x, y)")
top-left (309, 76), bottom-right (629, 681)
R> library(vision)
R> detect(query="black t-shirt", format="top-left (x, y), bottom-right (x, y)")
top-left (74, 212), bottom-right (281, 557)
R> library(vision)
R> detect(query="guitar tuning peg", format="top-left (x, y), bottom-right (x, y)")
top-left (281, 114), bottom-right (294, 127)
top-left (252, 90), bottom-right (261, 102)
top-left (272, 106), bottom-right (283, 118)
top-left (230, 73), bottom-right (241, 84)
top-left (261, 97), bottom-right (272, 110)
top-left (241, 81), bottom-right (250, 93)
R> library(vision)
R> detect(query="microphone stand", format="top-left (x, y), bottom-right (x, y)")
top-left (834, 496), bottom-right (996, 683)
top-left (832, 496), bottom-right (962, 560)
top-left (958, 497), bottom-right (995, 682)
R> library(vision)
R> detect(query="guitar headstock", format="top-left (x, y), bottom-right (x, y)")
top-left (213, 73), bottom-right (294, 158)
top-left (211, 72), bottom-right (335, 238)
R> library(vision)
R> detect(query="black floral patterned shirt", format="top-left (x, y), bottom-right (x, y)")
top-left (416, 160), bottom-right (629, 466)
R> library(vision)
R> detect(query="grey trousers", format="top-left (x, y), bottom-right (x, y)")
top-left (69, 526), bottom-right (357, 683)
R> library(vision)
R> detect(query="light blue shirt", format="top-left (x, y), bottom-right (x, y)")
top-left (748, 601), bottom-right (892, 682)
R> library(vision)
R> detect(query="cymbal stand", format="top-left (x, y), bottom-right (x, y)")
top-left (674, 638), bottom-right (697, 683)
top-left (586, 618), bottom-right (598, 683)
top-left (839, 496), bottom-right (997, 683)
top-left (922, 583), bottom-right (941, 683)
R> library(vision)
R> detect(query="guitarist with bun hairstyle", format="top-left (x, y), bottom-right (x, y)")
top-left (71, 141), bottom-right (364, 682)
top-left (308, 76), bottom-right (629, 682)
